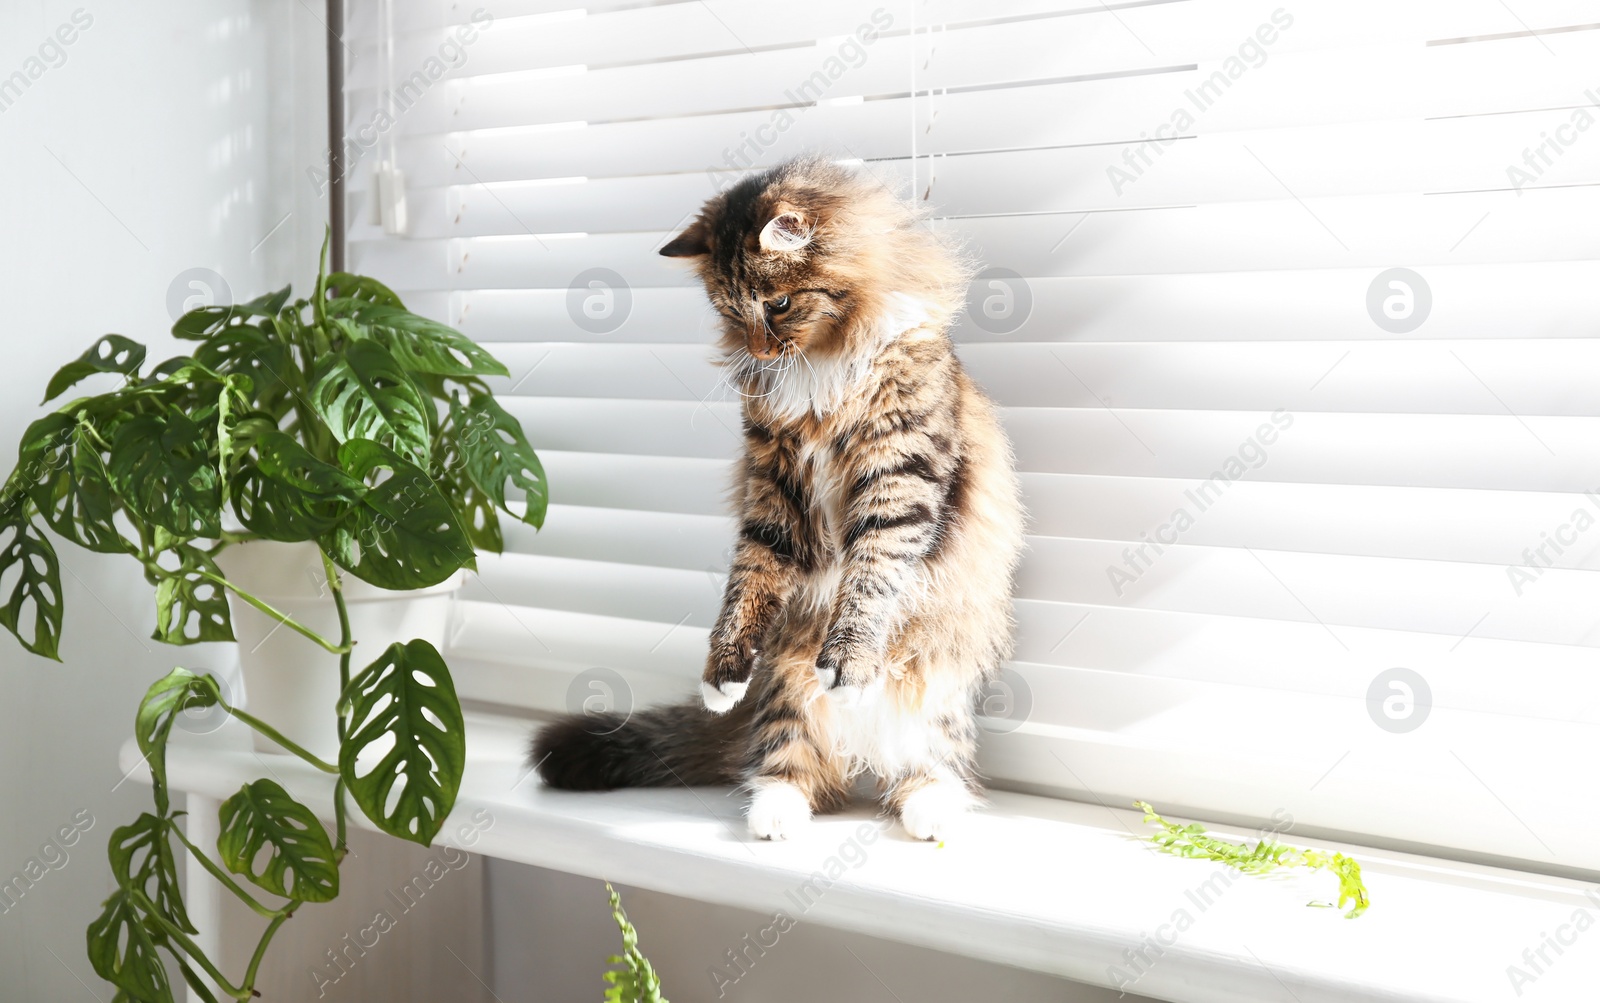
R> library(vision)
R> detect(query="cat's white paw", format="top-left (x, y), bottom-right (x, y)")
top-left (899, 780), bottom-right (977, 842)
top-left (747, 782), bottom-right (811, 840)
top-left (825, 682), bottom-right (864, 708)
top-left (701, 680), bottom-right (747, 714)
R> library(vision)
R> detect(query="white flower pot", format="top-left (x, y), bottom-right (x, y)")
top-left (214, 540), bottom-right (464, 760)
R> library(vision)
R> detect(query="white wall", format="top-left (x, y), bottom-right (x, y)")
top-left (0, 2), bottom-right (322, 998)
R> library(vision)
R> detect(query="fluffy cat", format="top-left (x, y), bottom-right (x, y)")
top-left (531, 157), bottom-right (1025, 841)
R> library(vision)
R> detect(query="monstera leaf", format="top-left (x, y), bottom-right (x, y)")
top-left (151, 545), bottom-right (234, 645)
top-left (217, 779), bottom-right (340, 902)
top-left (451, 392), bottom-right (547, 529)
top-left (1, 413), bottom-right (72, 511)
top-left (135, 669), bottom-right (221, 813)
top-left (172, 285), bottom-right (290, 340)
top-left (109, 411), bottom-right (221, 539)
top-left (87, 889), bottom-right (174, 1003)
top-left (342, 303), bottom-right (508, 378)
top-left (109, 814), bottom-right (194, 935)
top-left (230, 428), bottom-right (365, 542)
top-left (320, 439), bottom-right (474, 589)
top-left (23, 415), bottom-right (127, 554)
top-left (324, 272), bottom-right (404, 308)
top-left (436, 459), bottom-right (502, 553)
top-left (0, 513), bottom-right (62, 660)
top-left (194, 323), bottom-right (298, 420)
top-left (340, 640), bottom-right (465, 845)
top-left (42, 334), bottom-right (146, 403)
top-left (311, 339), bottom-right (432, 466)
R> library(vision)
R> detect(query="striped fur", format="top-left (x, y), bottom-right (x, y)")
top-left (532, 158), bottom-right (1026, 840)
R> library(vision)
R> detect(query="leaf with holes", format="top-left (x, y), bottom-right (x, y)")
top-left (0, 514), bottom-right (62, 660)
top-left (342, 303), bottom-right (508, 378)
top-left (217, 779), bottom-right (340, 902)
top-left (109, 813), bottom-right (194, 934)
top-left (151, 545), bottom-right (234, 645)
top-left (325, 272), bottom-right (404, 309)
top-left (172, 285), bottom-right (290, 340)
top-left (108, 412), bottom-right (221, 539)
top-left (229, 428), bottom-right (365, 542)
top-left (341, 639), bottom-right (465, 845)
top-left (43, 334), bottom-right (146, 403)
top-left (451, 392), bottom-right (547, 529)
top-left (320, 439), bottom-right (474, 589)
top-left (29, 418), bottom-right (129, 554)
top-left (136, 669), bottom-right (221, 814)
top-left (194, 323), bottom-right (299, 420)
top-left (438, 457), bottom-right (503, 553)
top-left (87, 889), bottom-right (175, 1003)
top-left (1, 412), bottom-right (73, 513)
top-left (311, 339), bottom-right (432, 467)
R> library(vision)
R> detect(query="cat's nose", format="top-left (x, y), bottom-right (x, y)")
top-left (748, 330), bottom-right (781, 359)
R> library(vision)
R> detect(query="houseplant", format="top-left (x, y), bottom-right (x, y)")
top-left (0, 238), bottom-right (545, 1000)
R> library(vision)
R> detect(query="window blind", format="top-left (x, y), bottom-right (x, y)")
top-left (343, 0), bottom-right (1600, 875)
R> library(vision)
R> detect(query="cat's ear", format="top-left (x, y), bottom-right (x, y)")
top-left (759, 206), bottom-right (812, 253)
top-left (660, 219), bottom-right (710, 257)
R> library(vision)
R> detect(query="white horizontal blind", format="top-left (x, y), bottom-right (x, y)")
top-left (345, 0), bottom-right (1600, 874)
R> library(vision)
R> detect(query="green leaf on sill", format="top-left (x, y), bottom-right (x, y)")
top-left (1135, 801), bottom-right (1370, 919)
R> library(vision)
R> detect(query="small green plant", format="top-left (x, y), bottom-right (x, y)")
top-left (1136, 802), bottom-right (1370, 918)
top-left (0, 236), bottom-right (544, 1001)
top-left (603, 883), bottom-right (669, 1003)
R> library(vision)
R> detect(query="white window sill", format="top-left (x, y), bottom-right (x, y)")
top-left (123, 712), bottom-right (1597, 1003)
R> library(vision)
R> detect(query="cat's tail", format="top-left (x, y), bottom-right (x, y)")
top-left (530, 699), bottom-right (748, 791)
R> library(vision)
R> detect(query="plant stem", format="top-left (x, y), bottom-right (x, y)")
top-left (242, 911), bottom-right (292, 993)
top-left (323, 550), bottom-right (354, 858)
top-left (218, 700), bottom-right (339, 774)
top-left (133, 890), bottom-right (249, 1000)
top-left (171, 825), bottom-right (284, 920)
top-left (199, 571), bottom-right (352, 654)
top-left (333, 778), bottom-right (349, 854)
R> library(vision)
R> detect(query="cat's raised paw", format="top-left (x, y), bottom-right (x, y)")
top-left (701, 680), bottom-right (748, 713)
top-left (747, 782), bottom-right (811, 840)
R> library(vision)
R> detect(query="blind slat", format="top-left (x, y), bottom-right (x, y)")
top-left (400, 263), bottom-right (1600, 343)
top-left (352, 28), bottom-right (1600, 135)
top-left (509, 476), bottom-right (1600, 571)
top-left (482, 340), bottom-right (1600, 416)
top-left (349, 188), bottom-right (1600, 287)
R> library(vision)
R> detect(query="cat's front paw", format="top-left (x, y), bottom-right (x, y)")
top-left (747, 781), bottom-right (811, 840)
top-left (814, 645), bottom-right (879, 706)
top-left (703, 640), bottom-right (755, 713)
top-left (899, 779), bottom-right (978, 842)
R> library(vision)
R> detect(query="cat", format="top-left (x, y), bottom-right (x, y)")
top-left (531, 156), bottom-right (1025, 841)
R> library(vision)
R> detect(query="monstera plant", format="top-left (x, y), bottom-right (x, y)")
top-left (0, 239), bottom-right (544, 1001)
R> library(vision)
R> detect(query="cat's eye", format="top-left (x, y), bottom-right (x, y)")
top-left (767, 294), bottom-right (791, 315)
